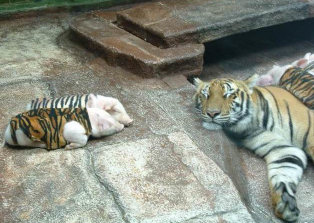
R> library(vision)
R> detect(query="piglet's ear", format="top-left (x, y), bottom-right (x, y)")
top-left (304, 52), bottom-right (311, 60)
top-left (86, 94), bottom-right (97, 108)
top-left (97, 119), bottom-right (110, 131)
top-left (297, 58), bottom-right (308, 68)
top-left (94, 111), bottom-right (113, 131)
top-left (102, 122), bottom-right (110, 130)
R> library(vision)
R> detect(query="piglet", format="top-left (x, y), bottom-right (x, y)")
top-left (63, 108), bottom-right (124, 150)
top-left (257, 52), bottom-right (314, 86)
top-left (291, 52), bottom-right (314, 68)
top-left (87, 94), bottom-right (133, 127)
top-left (5, 108), bottom-right (124, 150)
top-left (257, 64), bottom-right (292, 86)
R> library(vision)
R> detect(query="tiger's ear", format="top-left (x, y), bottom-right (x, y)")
top-left (187, 75), bottom-right (203, 88)
top-left (244, 74), bottom-right (259, 90)
top-left (86, 94), bottom-right (97, 108)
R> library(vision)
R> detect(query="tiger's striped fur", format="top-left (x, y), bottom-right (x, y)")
top-left (279, 62), bottom-right (314, 109)
top-left (8, 108), bottom-right (92, 150)
top-left (191, 75), bottom-right (314, 222)
top-left (26, 94), bottom-right (90, 110)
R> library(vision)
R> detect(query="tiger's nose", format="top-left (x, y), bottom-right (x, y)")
top-left (207, 110), bottom-right (220, 118)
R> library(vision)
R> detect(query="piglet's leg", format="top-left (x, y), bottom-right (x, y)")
top-left (65, 142), bottom-right (86, 150)
top-left (109, 100), bottom-right (133, 126)
top-left (15, 129), bottom-right (46, 148)
top-left (63, 121), bottom-right (88, 150)
top-left (97, 96), bottom-right (133, 126)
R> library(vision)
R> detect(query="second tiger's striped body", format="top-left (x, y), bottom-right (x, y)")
top-left (279, 62), bottom-right (314, 109)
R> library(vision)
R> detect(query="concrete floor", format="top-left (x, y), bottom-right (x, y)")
top-left (0, 10), bottom-right (314, 223)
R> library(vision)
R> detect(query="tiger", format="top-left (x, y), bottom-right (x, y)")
top-left (190, 74), bottom-right (314, 222)
top-left (5, 107), bottom-right (124, 150)
top-left (279, 62), bottom-right (314, 109)
top-left (26, 93), bottom-right (133, 126)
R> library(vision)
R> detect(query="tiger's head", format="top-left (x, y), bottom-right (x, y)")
top-left (191, 74), bottom-right (259, 128)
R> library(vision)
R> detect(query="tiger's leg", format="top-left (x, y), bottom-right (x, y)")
top-left (305, 146), bottom-right (314, 162)
top-left (243, 132), bottom-right (307, 222)
top-left (265, 147), bottom-right (307, 222)
top-left (63, 121), bottom-right (88, 150)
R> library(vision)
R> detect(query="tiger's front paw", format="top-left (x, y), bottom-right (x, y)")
top-left (272, 183), bottom-right (299, 222)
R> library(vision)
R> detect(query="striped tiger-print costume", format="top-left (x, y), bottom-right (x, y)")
top-left (279, 62), bottom-right (314, 109)
top-left (9, 108), bottom-right (92, 150)
top-left (26, 94), bottom-right (134, 127)
top-left (26, 94), bottom-right (90, 110)
top-left (191, 75), bottom-right (314, 222)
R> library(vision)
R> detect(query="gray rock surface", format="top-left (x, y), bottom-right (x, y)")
top-left (92, 132), bottom-right (254, 222)
top-left (1, 149), bottom-right (124, 223)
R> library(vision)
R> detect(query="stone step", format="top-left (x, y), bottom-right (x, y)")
top-left (117, 0), bottom-right (314, 48)
top-left (69, 12), bottom-right (204, 78)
